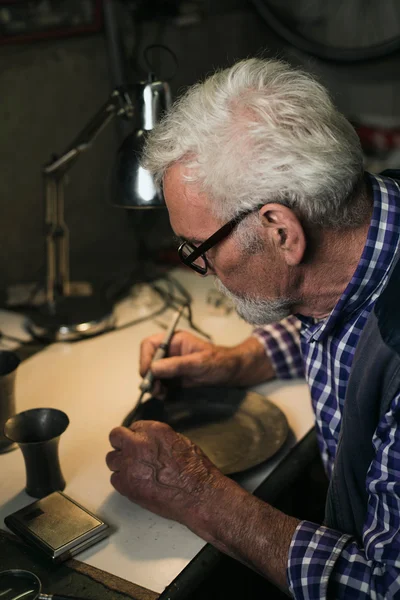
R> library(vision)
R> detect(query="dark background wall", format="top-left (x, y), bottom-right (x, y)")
top-left (1, 0), bottom-right (399, 296)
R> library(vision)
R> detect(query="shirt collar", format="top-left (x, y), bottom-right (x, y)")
top-left (300, 172), bottom-right (400, 343)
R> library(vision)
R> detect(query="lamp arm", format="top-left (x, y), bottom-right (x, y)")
top-left (44, 87), bottom-right (134, 177)
top-left (43, 87), bottom-right (134, 306)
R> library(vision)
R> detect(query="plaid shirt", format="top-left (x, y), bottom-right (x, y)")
top-left (254, 173), bottom-right (400, 599)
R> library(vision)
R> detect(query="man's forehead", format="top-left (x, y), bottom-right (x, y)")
top-left (163, 164), bottom-right (218, 239)
top-left (163, 164), bottom-right (205, 209)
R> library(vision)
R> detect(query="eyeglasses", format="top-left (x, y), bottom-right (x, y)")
top-left (178, 205), bottom-right (263, 275)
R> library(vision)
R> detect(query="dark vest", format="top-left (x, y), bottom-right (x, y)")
top-left (324, 247), bottom-right (400, 541)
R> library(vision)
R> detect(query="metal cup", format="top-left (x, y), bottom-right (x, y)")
top-left (0, 350), bottom-right (20, 454)
top-left (4, 408), bottom-right (69, 498)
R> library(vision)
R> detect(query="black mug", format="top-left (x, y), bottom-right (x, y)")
top-left (4, 407), bottom-right (69, 498)
top-left (0, 350), bottom-right (20, 454)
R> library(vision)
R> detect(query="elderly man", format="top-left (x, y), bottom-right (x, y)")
top-left (106, 58), bottom-right (400, 599)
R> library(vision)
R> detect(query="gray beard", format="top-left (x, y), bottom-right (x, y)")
top-left (214, 278), bottom-right (294, 326)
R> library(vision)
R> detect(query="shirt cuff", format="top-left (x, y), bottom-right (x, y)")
top-left (287, 520), bottom-right (352, 600)
top-left (253, 316), bottom-right (304, 380)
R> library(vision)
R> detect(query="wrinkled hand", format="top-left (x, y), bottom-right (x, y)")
top-left (106, 421), bottom-right (296, 594)
top-left (106, 421), bottom-right (226, 529)
top-left (140, 330), bottom-right (272, 391)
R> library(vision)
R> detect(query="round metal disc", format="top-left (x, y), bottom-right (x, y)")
top-left (129, 387), bottom-right (289, 475)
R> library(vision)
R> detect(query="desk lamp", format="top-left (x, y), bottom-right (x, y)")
top-left (28, 78), bottom-right (171, 342)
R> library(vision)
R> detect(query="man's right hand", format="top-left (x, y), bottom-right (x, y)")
top-left (139, 331), bottom-right (275, 390)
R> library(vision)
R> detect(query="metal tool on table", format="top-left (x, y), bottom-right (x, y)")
top-left (0, 569), bottom-right (86, 600)
top-left (122, 304), bottom-right (186, 427)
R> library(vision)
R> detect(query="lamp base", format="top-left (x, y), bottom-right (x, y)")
top-left (5, 281), bottom-right (93, 308)
top-left (27, 294), bottom-right (116, 342)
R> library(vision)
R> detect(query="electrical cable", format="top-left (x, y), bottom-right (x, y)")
top-left (111, 280), bottom-right (173, 333)
top-left (143, 44), bottom-right (179, 81)
top-left (163, 274), bottom-right (212, 340)
top-left (0, 274), bottom-right (212, 347)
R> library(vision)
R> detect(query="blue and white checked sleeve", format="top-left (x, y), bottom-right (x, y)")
top-left (252, 315), bottom-right (304, 380)
top-left (287, 391), bottom-right (400, 599)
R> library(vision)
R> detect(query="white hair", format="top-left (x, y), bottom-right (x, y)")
top-left (142, 58), bottom-right (366, 228)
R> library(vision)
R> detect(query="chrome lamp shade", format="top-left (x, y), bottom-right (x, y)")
top-left (111, 130), bottom-right (164, 209)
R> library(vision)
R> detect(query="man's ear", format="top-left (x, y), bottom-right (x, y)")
top-left (259, 203), bottom-right (306, 266)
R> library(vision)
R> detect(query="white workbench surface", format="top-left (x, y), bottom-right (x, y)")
top-left (0, 269), bottom-right (313, 594)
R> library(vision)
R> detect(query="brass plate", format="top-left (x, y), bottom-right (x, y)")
top-left (127, 387), bottom-right (289, 475)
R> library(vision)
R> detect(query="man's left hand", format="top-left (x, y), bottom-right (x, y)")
top-left (106, 420), bottom-right (297, 592)
top-left (106, 421), bottom-right (229, 531)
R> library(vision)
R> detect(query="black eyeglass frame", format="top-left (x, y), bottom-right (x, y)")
top-left (178, 204), bottom-right (264, 275)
